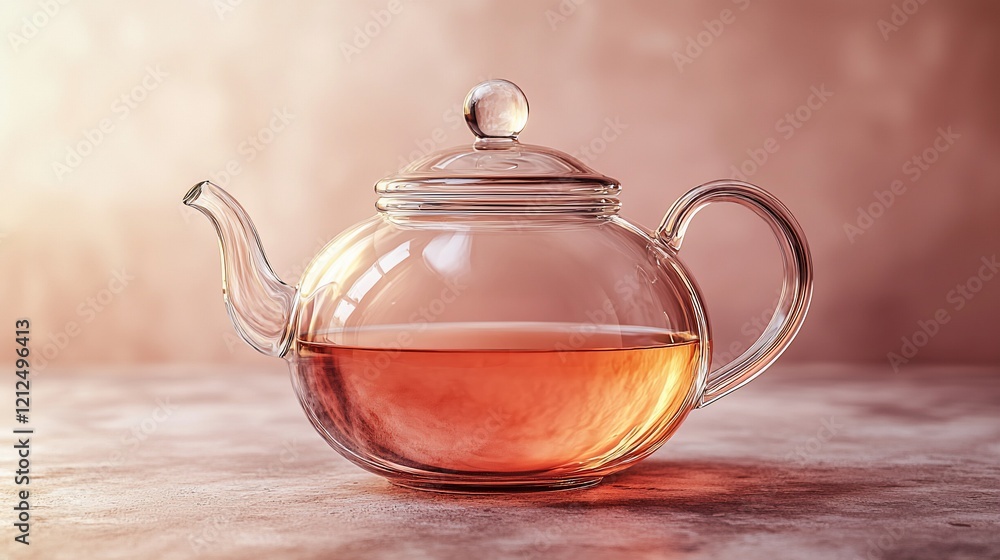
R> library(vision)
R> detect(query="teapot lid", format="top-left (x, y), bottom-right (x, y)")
top-left (376, 80), bottom-right (621, 215)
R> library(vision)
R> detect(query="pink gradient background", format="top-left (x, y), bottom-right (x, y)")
top-left (1, 1), bottom-right (997, 371)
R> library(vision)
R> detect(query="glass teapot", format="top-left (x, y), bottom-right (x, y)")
top-left (183, 80), bottom-right (813, 493)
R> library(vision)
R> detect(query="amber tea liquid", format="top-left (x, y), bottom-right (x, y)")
top-left (293, 323), bottom-right (700, 475)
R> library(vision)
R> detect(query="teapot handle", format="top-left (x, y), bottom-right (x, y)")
top-left (657, 180), bottom-right (813, 407)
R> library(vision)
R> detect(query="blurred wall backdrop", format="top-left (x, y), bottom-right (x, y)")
top-left (1, 1), bottom-right (998, 371)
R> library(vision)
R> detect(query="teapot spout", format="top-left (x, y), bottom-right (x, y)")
top-left (183, 181), bottom-right (296, 357)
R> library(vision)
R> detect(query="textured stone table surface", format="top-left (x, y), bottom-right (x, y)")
top-left (3, 364), bottom-right (998, 559)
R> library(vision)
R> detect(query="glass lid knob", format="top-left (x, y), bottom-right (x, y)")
top-left (463, 79), bottom-right (529, 140)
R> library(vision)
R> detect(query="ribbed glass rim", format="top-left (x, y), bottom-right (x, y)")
top-left (375, 177), bottom-right (622, 216)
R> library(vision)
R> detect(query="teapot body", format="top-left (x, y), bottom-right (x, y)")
top-left (286, 214), bottom-right (711, 491)
top-left (184, 80), bottom-right (812, 493)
